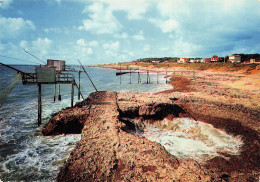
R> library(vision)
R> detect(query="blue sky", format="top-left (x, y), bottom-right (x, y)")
top-left (0, 0), bottom-right (260, 65)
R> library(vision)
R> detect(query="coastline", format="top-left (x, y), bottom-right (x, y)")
top-left (42, 65), bottom-right (260, 181)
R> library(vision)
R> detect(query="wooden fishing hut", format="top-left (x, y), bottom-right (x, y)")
top-left (0, 60), bottom-right (83, 126)
top-left (22, 60), bottom-right (84, 126)
top-left (47, 59), bottom-right (65, 72)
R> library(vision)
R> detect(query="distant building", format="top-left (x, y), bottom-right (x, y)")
top-left (201, 58), bottom-right (211, 63)
top-left (250, 59), bottom-right (260, 64)
top-left (178, 58), bottom-right (190, 64)
top-left (189, 59), bottom-right (195, 63)
top-left (211, 55), bottom-right (219, 62)
top-left (229, 55), bottom-right (241, 63)
top-left (152, 60), bottom-right (160, 63)
top-left (194, 58), bottom-right (201, 63)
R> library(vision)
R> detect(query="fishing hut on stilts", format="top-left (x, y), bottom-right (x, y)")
top-left (0, 59), bottom-right (96, 127)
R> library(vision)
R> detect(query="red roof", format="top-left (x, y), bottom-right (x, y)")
top-left (230, 55), bottom-right (241, 57)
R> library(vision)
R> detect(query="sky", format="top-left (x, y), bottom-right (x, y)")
top-left (0, 0), bottom-right (260, 65)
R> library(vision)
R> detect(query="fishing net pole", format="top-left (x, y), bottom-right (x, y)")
top-left (0, 74), bottom-right (22, 108)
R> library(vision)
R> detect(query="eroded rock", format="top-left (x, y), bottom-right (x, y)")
top-left (42, 91), bottom-right (260, 181)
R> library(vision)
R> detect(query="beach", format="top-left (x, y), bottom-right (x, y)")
top-left (43, 65), bottom-right (260, 181)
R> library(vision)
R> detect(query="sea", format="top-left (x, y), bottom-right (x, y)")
top-left (0, 65), bottom-right (172, 181)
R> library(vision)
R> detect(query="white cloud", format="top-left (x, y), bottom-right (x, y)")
top-left (0, 17), bottom-right (35, 39)
top-left (133, 31), bottom-right (145, 41)
top-left (81, 47), bottom-right (93, 55)
top-left (103, 41), bottom-right (120, 56)
top-left (149, 18), bottom-right (178, 33)
top-left (76, 39), bottom-right (98, 47)
top-left (43, 27), bottom-right (70, 34)
top-left (19, 40), bottom-right (28, 49)
top-left (0, 0), bottom-right (13, 9)
top-left (77, 39), bottom-right (87, 47)
top-left (151, 0), bottom-right (260, 57)
top-left (103, 41), bottom-right (119, 51)
top-left (31, 37), bottom-right (53, 56)
top-left (89, 40), bottom-right (98, 47)
top-left (75, 39), bottom-right (95, 56)
top-left (32, 37), bottom-right (52, 49)
top-left (172, 37), bottom-right (203, 57)
top-left (53, 0), bottom-right (93, 3)
top-left (79, 3), bottom-right (122, 34)
top-left (100, 0), bottom-right (150, 20)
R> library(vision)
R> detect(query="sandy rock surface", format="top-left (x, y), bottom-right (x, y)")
top-left (42, 68), bottom-right (260, 181)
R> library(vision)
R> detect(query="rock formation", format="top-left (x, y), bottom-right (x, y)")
top-left (42, 91), bottom-right (260, 181)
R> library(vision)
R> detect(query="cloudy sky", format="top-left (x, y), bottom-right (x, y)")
top-left (0, 0), bottom-right (260, 65)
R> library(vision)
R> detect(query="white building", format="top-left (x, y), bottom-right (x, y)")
top-left (178, 58), bottom-right (190, 64)
top-left (229, 55), bottom-right (241, 63)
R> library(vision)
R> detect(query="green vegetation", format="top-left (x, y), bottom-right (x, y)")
top-left (135, 57), bottom-right (179, 63)
top-left (233, 53), bottom-right (260, 62)
top-left (124, 62), bottom-right (259, 72)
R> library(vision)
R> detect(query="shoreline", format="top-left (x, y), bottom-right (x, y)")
top-left (42, 66), bottom-right (260, 181)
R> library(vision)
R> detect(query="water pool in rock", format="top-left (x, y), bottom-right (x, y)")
top-left (132, 118), bottom-right (243, 162)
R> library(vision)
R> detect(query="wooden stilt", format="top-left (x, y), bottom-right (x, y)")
top-left (78, 71), bottom-right (81, 100)
top-left (147, 70), bottom-right (149, 84)
top-left (138, 69), bottom-right (140, 84)
top-left (166, 68), bottom-right (168, 83)
top-left (130, 68), bottom-right (132, 84)
top-left (58, 84), bottom-right (61, 101)
top-left (54, 84), bottom-right (56, 102)
top-left (181, 71), bottom-right (183, 81)
top-left (71, 83), bottom-right (74, 107)
top-left (38, 83), bottom-right (42, 126)
top-left (157, 71), bottom-right (159, 84)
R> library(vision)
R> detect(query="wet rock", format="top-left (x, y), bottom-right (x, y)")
top-left (42, 107), bottom-right (90, 136)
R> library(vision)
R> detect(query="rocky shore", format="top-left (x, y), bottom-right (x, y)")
top-left (43, 68), bottom-right (260, 181)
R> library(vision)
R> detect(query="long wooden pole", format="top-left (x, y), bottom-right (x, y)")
top-left (0, 62), bottom-right (36, 79)
top-left (78, 59), bottom-right (98, 92)
top-left (38, 84), bottom-right (42, 126)
top-left (78, 71), bottom-right (81, 100)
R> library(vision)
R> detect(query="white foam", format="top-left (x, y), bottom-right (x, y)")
top-left (1, 134), bottom-right (81, 181)
top-left (143, 118), bottom-right (243, 161)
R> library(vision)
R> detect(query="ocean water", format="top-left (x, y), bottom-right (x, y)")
top-left (142, 118), bottom-right (243, 162)
top-left (0, 65), bottom-right (171, 181)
